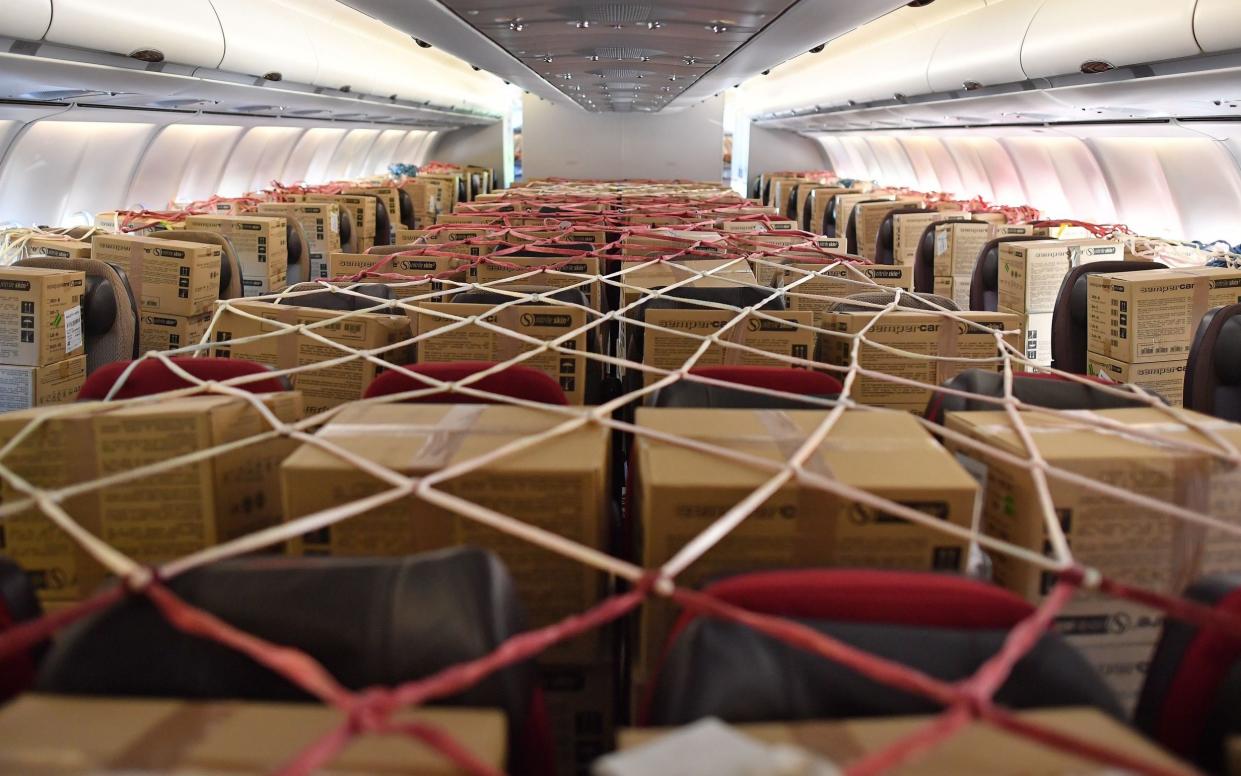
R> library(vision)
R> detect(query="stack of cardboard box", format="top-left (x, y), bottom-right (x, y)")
top-left (256, 202), bottom-right (342, 283)
top-left (0, 267), bottom-right (87, 411)
top-left (1086, 267), bottom-right (1241, 406)
top-left (91, 233), bottom-right (222, 354)
top-left (931, 222), bottom-right (1017, 310)
top-left (997, 238), bottom-right (1125, 368)
top-left (184, 214), bottom-right (288, 297)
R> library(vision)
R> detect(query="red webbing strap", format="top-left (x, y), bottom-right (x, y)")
top-left (1093, 572), bottom-right (1241, 641)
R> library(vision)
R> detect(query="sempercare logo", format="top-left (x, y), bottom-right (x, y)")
top-left (520, 313), bottom-right (572, 328)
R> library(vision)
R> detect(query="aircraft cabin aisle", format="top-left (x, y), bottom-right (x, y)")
top-left (0, 1), bottom-right (1240, 774)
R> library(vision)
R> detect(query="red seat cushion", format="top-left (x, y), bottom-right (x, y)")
top-left (78, 358), bottom-right (288, 400)
top-left (364, 362), bottom-right (569, 405)
top-left (689, 366), bottom-right (843, 396)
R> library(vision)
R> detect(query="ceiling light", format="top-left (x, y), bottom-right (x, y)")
top-left (708, 23), bottom-right (728, 33)
top-left (542, 56), bottom-right (553, 63)
top-left (508, 21), bottom-right (525, 31)
top-left (645, 21), bottom-right (663, 29)
top-left (575, 20), bottom-right (591, 28)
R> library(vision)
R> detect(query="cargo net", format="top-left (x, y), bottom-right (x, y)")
top-left (3, 189), bottom-right (1241, 776)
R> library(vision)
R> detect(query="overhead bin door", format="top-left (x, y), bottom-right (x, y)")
top-left (0, 0), bottom-right (52, 41)
top-left (847, 26), bottom-right (945, 104)
top-left (1195, 0), bottom-right (1241, 54)
top-left (44, 0), bottom-right (225, 68)
top-left (210, 0), bottom-right (317, 84)
top-left (1021, 0), bottom-right (1200, 79)
top-left (927, 0), bottom-right (1045, 92)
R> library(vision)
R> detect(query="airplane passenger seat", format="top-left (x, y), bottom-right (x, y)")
top-left (924, 369), bottom-right (1162, 425)
top-left (150, 230), bottom-right (244, 301)
top-left (34, 548), bottom-right (554, 776)
top-left (0, 556), bottom-right (43, 703)
top-left (14, 257), bottom-right (139, 374)
top-left (398, 188), bottom-right (417, 229)
top-left (969, 235), bottom-right (1044, 311)
top-left (648, 366), bottom-right (842, 408)
top-left (644, 568), bottom-right (1122, 726)
top-left (874, 208), bottom-right (932, 265)
top-left (1184, 303), bottom-right (1241, 422)
top-left (1050, 261), bottom-right (1166, 374)
top-left (914, 220), bottom-right (985, 293)
top-left (1135, 574), bottom-right (1241, 774)
top-left (844, 199), bottom-right (889, 255)
top-left (283, 218), bottom-right (309, 286)
top-left (78, 358), bottom-right (290, 400)
top-left (364, 361), bottom-right (570, 405)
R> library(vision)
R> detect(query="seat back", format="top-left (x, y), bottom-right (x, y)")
top-left (845, 199), bottom-right (889, 255)
top-left (338, 206), bottom-right (357, 253)
top-left (874, 208), bottom-right (932, 265)
top-left (150, 229), bottom-right (243, 300)
top-left (397, 188), bottom-right (417, 229)
top-left (924, 369), bottom-right (1161, 425)
top-left (649, 366), bottom-right (842, 408)
top-left (35, 548), bottom-right (544, 773)
top-left (822, 194), bottom-right (842, 237)
top-left (647, 569), bottom-right (1121, 726)
top-left (283, 218), bottom-right (309, 286)
top-left (914, 219), bottom-right (984, 293)
top-left (78, 357), bottom-right (289, 400)
top-left (1135, 575), bottom-right (1241, 773)
top-left (0, 556), bottom-right (42, 703)
top-left (784, 184), bottom-right (799, 221)
top-left (277, 281), bottom-right (396, 312)
top-left (15, 257), bottom-right (138, 374)
top-left (1051, 260), bottom-right (1165, 374)
top-left (1184, 303), bottom-right (1241, 421)
top-left (969, 235), bottom-right (1043, 311)
top-left (364, 361), bottom-right (570, 405)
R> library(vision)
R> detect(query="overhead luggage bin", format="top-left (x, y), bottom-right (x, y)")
top-left (43, 0), bottom-right (226, 69)
top-left (1021, 0), bottom-right (1201, 79)
top-left (927, 0), bottom-right (1045, 93)
top-left (0, 0), bottom-right (52, 41)
top-left (210, 0), bottom-right (318, 85)
top-left (1195, 0), bottom-right (1241, 55)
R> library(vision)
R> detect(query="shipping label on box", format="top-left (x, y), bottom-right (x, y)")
top-left (209, 301), bottom-right (411, 416)
top-left (933, 222), bottom-right (992, 278)
top-left (821, 311), bottom-right (1022, 410)
top-left (999, 239), bottom-right (1123, 315)
top-left (946, 408), bottom-right (1241, 712)
top-left (1088, 267), bottom-right (1241, 363)
top-left (0, 355), bottom-right (86, 411)
top-left (92, 234), bottom-right (220, 318)
top-left (415, 302), bottom-right (591, 404)
top-left (634, 408), bottom-right (977, 684)
top-left (0, 267), bottom-right (86, 367)
top-left (184, 215), bottom-right (288, 297)
top-left (282, 404), bottom-right (610, 663)
top-left (1087, 352), bottom-right (1186, 407)
top-left (893, 212), bottom-right (967, 267)
top-left (257, 203), bottom-right (342, 282)
top-left (139, 312), bottom-right (213, 354)
top-left (0, 394), bottom-right (302, 601)
top-left (641, 310), bottom-right (814, 386)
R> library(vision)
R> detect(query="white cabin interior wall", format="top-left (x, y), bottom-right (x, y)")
top-left (748, 126), bottom-right (828, 179)
top-left (809, 124), bottom-right (1241, 244)
top-left (521, 94), bottom-right (726, 181)
top-left (0, 104), bottom-right (449, 228)
top-left (427, 123), bottom-right (507, 186)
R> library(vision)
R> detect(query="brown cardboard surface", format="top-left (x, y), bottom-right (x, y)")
top-left (282, 403), bottom-right (610, 662)
top-left (0, 393), bottom-right (303, 601)
top-left (1088, 267), bottom-right (1241, 363)
top-left (0, 266), bottom-right (86, 366)
top-left (933, 222), bottom-right (993, 278)
top-left (780, 263), bottom-right (912, 325)
top-left (138, 312), bottom-right (213, 355)
top-left (92, 233), bottom-right (220, 318)
top-left (946, 407), bottom-right (1241, 710)
top-left (0, 694), bottom-right (505, 774)
top-left (893, 212), bottom-right (966, 266)
top-left (0, 355), bottom-right (86, 411)
top-left (855, 200), bottom-right (922, 260)
top-left (634, 408), bottom-right (977, 684)
top-left (25, 237), bottom-right (92, 259)
top-left (295, 194), bottom-right (378, 253)
top-left (640, 309), bottom-right (815, 386)
top-left (1087, 351), bottom-right (1187, 407)
top-left (256, 202), bottom-right (342, 282)
top-left (542, 662), bottom-right (615, 776)
top-left (934, 274), bottom-right (973, 313)
top-left (184, 215), bottom-right (288, 297)
top-left (997, 306), bottom-right (1054, 368)
top-left (618, 259), bottom-right (758, 309)
top-left (998, 239), bottom-right (1124, 314)
top-left (835, 194), bottom-right (895, 248)
top-left (328, 252), bottom-right (466, 297)
top-left (618, 708), bottom-right (1192, 775)
top-left (819, 311), bottom-right (1022, 410)
top-left (209, 300), bottom-right (411, 416)
top-left (472, 257), bottom-right (602, 312)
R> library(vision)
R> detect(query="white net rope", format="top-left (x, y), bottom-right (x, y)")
top-left (2, 182), bottom-right (1239, 774)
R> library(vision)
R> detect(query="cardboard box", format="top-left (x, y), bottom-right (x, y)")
top-left (934, 274), bottom-right (974, 312)
top-left (777, 263), bottom-right (912, 323)
top-left (184, 215), bottom-right (288, 297)
top-left (282, 404), bottom-right (610, 663)
top-left (1088, 267), bottom-right (1241, 364)
top-left (820, 311), bottom-right (1022, 411)
top-left (542, 662), bottom-right (615, 776)
top-left (634, 408), bottom-right (977, 686)
top-left (998, 239), bottom-right (1124, 314)
top-left (641, 309), bottom-right (815, 386)
top-left (946, 407), bottom-right (1241, 710)
top-left (209, 300), bottom-right (411, 416)
top-left (0, 694), bottom-right (504, 774)
top-left (91, 233), bottom-right (220, 318)
top-left (0, 266), bottom-right (86, 367)
top-left (25, 236), bottom-right (91, 259)
top-left (256, 202), bottom-right (342, 282)
top-left (619, 259), bottom-right (757, 309)
top-left (1087, 351), bottom-right (1187, 407)
top-left (296, 194), bottom-right (378, 252)
top-left (1000, 308), bottom-right (1055, 368)
top-left (616, 708), bottom-right (1192, 775)
top-left (139, 312), bottom-right (213, 354)
top-left (855, 199), bottom-right (921, 260)
top-left (0, 393), bottom-right (303, 600)
top-left (347, 186), bottom-right (401, 239)
top-left (472, 256), bottom-right (603, 312)
top-left (329, 252), bottom-right (466, 297)
top-left (0, 354), bottom-right (86, 411)
top-left (414, 301), bottom-right (591, 404)
top-left (933, 222), bottom-right (994, 278)
top-left (893, 211), bottom-right (967, 266)
top-left (834, 194), bottom-right (894, 244)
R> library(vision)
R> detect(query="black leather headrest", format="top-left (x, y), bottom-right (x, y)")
top-left (845, 199), bottom-right (889, 255)
top-left (876, 208), bottom-right (932, 265)
top-left (338, 209), bottom-right (353, 248)
top-left (823, 195), bottom-right (841, 236)
top-left (650, 615), bottom-right (1122, 726)
top-left (278, 283), bottom-right (395, 312)
top-left (398, 189), bottom-right (416, 229)
top-left (650, 382), bottom-right (836, 409)
top-left (1217, 316), bottom-right (1241, 386)
top-left (82, 274), bottom-right (118, 337)
top-left (927, 369), bottom-right (1160, 424)
top-left (37, 549), bottom-right (534, 723)
top-left (785, 185), bottom-right (799, 220)
top-left (286, 222), bottom-right (303, 273)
